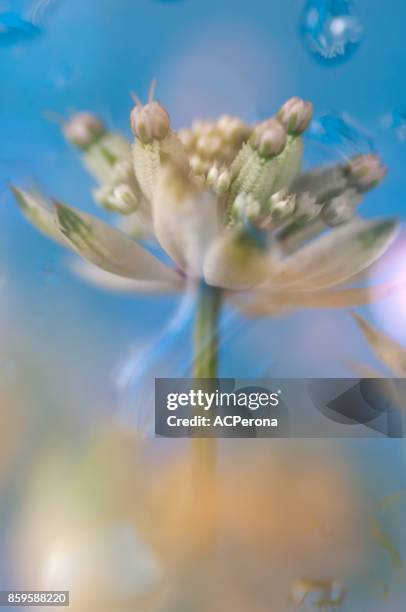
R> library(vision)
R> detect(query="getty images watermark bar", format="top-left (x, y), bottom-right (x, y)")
top-left (155, 378), bottom-right (406, 438)
top-left (0, 591), bottom-right (69, 606)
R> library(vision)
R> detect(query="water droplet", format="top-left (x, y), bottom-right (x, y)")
top-left (0, 12), bottom-right (40, 46)
top-left (381, 108), bottom-right (406, 142)
top-left (29, 0), bottom-right (61, 25)
top-left (300, 0), bottom-right (364, 64)
top-left (306, 111), bottom-right (374, 159)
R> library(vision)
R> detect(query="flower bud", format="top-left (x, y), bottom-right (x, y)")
top-left (321, 191), bottom-right (358, 226)
top-left (197, 134), bottom-right (223, 160)
top-left (94, 184), bottom-right (139, 214)
top-left (217, 115), bottom-right (251, 145)
top-left (277, 97), bottom-right (313, 135)
top-left (207, 163), bottom-right (220, 187)
top-left (347, 154), bottom-right (387, 191)
top-left (190, 155), bottom-right (209, 176)
top-left (232, 193), bottom-right (261, 223)
top-left (251, 118), bottom-right (287, 158)
top-left (130, 101), bottom-right (170, 145)
top-left (268, 189), bottom-right (296, 219)
top-left (177, 128), bottom-right (196, 152)
top-left (293, 192), bottom-right (320, 223)
top-left (63, 113), bottom-right (106, 149)
top-left (192, 119), bottom-right (216, 136)
top-left (217, 169), bottom-right (231, 195)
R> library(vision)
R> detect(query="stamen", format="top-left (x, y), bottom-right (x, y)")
top-left (130, 91), bottom-right (142, 107)
top-left (148, 78), bottom-right (157, 104)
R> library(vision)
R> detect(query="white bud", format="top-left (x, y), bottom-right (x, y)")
top-left (347, 154), bottom-right (387, 191)
top-left (207, 163), bottom-right (220, 187)
top-left (269, 189), bottom-right (296, 219)
top-left (94, 184), bottom-right (139, 214)
top-left (233, 193), bottom-right (261, 222)
top-left (130, 101), bottom-right (170, 144)
top-left (217, 169), bottom-right (231, 195)
top-left (177, 128), bottom-right (196, 151)
top-left (251, 118), bottom-right (287, 158)
top-left (196, 134), bottom-right (223, 160)
top-left (217, 115), bottom-right (250, 145)
top-left (321, 192), bottom-right (356, 226)
top-left (192, 119), bottom-right (216, 136)
top-left (63, 113), bottom-right (105, 149)
top-left (277, 97), bottom-right (313, 135)
top-left (190, 155), bottom-right (208, 175)
top-left (293, 191), bottom-right (320, 223)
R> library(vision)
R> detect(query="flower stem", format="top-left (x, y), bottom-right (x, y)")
top-left (192, 282), bottom-right (222, 548)
top-left (193, 282), bottom-right (222, 379)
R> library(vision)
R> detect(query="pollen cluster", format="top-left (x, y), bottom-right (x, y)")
top-left (177, 115), bottom-right (252, 176)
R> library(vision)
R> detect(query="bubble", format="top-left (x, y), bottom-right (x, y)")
top-left (381, 108), bottom-right (406, 142)
top-left (0, 12), bottom-right (40, 46)
top-left (307, 111), bottom-right (374, 156)
top-left (300, 0), bottom-right (364, 64)
top-left (29, 0), bottom-right (62, 26)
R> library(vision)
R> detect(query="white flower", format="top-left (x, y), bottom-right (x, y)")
top-left (12, 93), bottom-right (400, 314)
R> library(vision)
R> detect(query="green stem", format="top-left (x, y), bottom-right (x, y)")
top-left (192, 282), bottom-right (222, 548)
top-left (193, 282), bottom-right (222, 379)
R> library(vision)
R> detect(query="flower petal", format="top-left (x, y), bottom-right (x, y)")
top-left (70, 259), bottom-right (183, 293)
top-left (115, 210), bottom-right (154, 240)
top-left (352, 312), bottom-right (406, 376)
top-left (133, 132), bottom-right (190, 202)
top-left (243, 279), bottom-right (405, 315)
top-left (83, 133), bottom-right (132, 184)
top-left (153, 162), bottom-right (220, 276)
top-left (11, 186), bottom-right (64, 244)
top-left (54, 201), bottom-right (181, 284)
top-left (269, 218), bottom-right (399, 290)
top-left (203, 229), bottom-right (273, 290)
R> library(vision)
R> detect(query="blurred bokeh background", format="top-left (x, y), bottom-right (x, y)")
top-left (1, 0), bottom-right (406, 609)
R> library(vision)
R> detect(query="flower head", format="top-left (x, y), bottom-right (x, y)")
top-left (12, 86), bottom-right (400, 315)
top-left (63, 113), bottom-right (106, 150)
